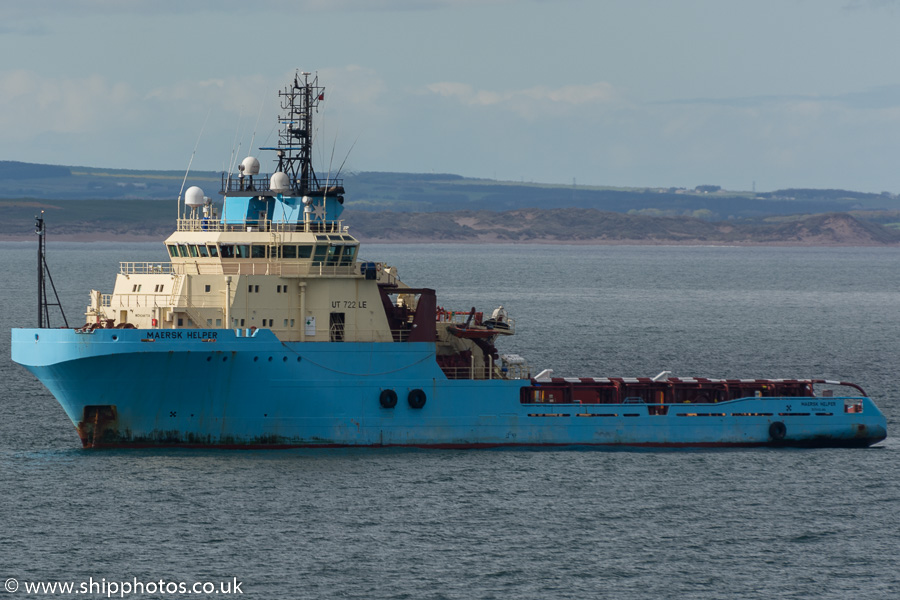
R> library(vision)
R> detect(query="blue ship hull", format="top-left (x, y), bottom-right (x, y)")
top-left (12, 328), bottom-right (888, 449)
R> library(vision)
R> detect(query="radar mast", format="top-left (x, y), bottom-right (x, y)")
top-left (261, 71), bottom-right (327, 196)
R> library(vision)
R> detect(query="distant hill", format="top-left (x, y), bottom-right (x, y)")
top-left (347, 209), bottom-right (900, 246)
top-left (2, 198), bottom-right (898, 246)
top-left (2, 161), bottom-right (900, 245)
top-left (0, 161), bottom-right (70, 180)
top-left (1, 160), bottom-right (898, 223)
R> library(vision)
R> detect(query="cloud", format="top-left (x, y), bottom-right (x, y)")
top-left (317, 65), bottom-right (388, 108)
top-left (659, 84), bottom-right (900, 113)
top-left (425, 81), bottom-right (618, 118)
top-left (843, 0), bottom-right (900, 10)
top-left (1, 0), bottom-right (510, 21)
top-left (0, 70), bottom-right (139, 137)
top-left (146, 76), bottom-right (272, 115)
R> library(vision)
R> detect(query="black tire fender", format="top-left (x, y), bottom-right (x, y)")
top-left (769, 421), bottom-right (787, 441)
top-left (379, 389), bottom-right (398, 409)
top-left (408, 388), bottom-right (427, 409)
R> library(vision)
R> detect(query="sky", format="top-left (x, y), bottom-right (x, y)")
top-left (3, 0), bottom-right (900, 193)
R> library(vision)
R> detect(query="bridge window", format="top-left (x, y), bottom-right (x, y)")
top-left (198, 245), bottom-right (209, 257)
top-left (236, 245), bottom-right (250, 258)
top-left (167, 244), bottom-right (178, 258)
top-left (177, 244), bottom-right (189, 258)
top-left (219, 245), bottom-right (235, 258)
top-left (188, 245), bottom-right (200, 258)
top-left (282, 245), bottom-right (296, 259)
top-left (312, 245), bottom-right (328, 266)
top-left (326, 245), bottom-right (340, 266)
top-left (298, 245), bottom-right (313, 259)
top-left (207, 245), bottom-right (219, 257)
top-left (339, 245), bottom-right (357, 266)
top-left (251, 245), bottom-right (266, 259)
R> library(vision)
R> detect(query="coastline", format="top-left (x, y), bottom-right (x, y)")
top-left (1, 233), bottom-right (897, 247)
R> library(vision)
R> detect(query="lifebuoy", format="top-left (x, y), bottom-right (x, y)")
top-left (408, 388), bottom-right (426, 409)
top-left (769, 421), bottom-right (787, 441)
top-left (379, 389), bottom-right (398, 409)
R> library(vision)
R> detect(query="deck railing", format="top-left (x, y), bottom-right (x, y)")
top-left (119, 262), bottom-right (174, 275)
top-left (120, 261), bottom-right (363, 278)
top-left (218, 173), bottom-right (343, 196)
top-left (176, 217), bottom-right (347, 234)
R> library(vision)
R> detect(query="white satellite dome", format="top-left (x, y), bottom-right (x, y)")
top-left (270, 171), bottom-right (290, 193)
top-left (240, 156), bottom-right (260, 175)
top-left (184, 186), bottom-right (205, 207)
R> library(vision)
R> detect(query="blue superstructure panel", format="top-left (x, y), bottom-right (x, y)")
top-left (322, 197), bottom-right (344, 221)
top-left (222, 196), bottom-right (270, 224)
top-left (272, 195), bottom-right (303, 223)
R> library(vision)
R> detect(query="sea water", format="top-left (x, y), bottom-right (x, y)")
top-left (1, 242), bottom-right (898, 599)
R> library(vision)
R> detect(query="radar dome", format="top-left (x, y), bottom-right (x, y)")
top-left (270, 171), bottom-right (290, 194)
top-left (184, 186), bottom-right (205, 207)
top-left (240, 156), bottom-right (260, 175)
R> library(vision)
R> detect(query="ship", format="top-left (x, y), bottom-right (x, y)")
top-left (10, 71), bottom-right (888, 449)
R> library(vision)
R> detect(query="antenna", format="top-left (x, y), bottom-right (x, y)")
top-left (178, 107), bottom-right (212, 220)
top-left (225, 106), bottom-right (245, 180)
top-left (35, 212), bottom-right (68, 329)
top-left (247, 89), bottom-right (268, 154)
top-left (334, 132), bottom-right (361, 180)
top-left (260, 70), bottom-right (327, 195)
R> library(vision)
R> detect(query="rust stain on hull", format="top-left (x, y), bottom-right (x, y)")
top-left (76, 405), bottom-right (119, 449)
top-left (73, 429), bottom-right (884, 450)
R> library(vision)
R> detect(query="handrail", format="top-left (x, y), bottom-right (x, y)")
top-left (219, 173), bottom-right (343, 195)
top-left (437, 364), bottom-right (520, 381)
top-left (120, 261), bottom-right (363, 278)
top-left (176, 217), bottom-right (348, 234)
top-left (119, 262), bottom-right (174, 275)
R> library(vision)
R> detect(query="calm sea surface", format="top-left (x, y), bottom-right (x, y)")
top-left (1, 242), bottom-right (898, 599)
